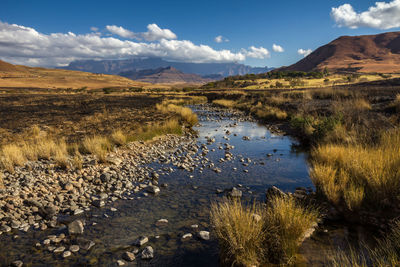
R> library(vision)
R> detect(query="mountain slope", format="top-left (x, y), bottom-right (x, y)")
top-left (283, 31), bottom-right (400, 73)
top-left (120, 66), bottom-right (211, 84)
top-left (63, 57), bottom-right (273, 77)
top-left (0, 60), bottom-right (150, 89)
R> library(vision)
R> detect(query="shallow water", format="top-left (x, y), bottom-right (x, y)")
top-left (0, 105), bottom-right (313, 266)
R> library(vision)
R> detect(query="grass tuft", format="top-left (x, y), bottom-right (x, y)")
top-left (81, 135), bottom-right (112, 163)
top-left (211, 199), bottom-right (266, 266)
top-left (311, 128), bottom-right (400, 211)
top-left (211, 196), bottom-right (319, 266)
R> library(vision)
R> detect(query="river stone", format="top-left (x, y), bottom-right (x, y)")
top-left (78, 238), bottom-right (95, 250)
top-left (141, 246), bottom-right (154, 260)
top-left (181, 233), bottom-right (192, 240)
top-left (146, 185), bottom-right (160, 194)
top-left (68, 220), bottom-right (84, 235)
top-left (122, 251), bottom-right (136, 262)
top-left (156, 219), bottom-right (168, 226)
top-left (133, 236), bottom-right (148, 246)
top-left (100, 173), bottom-right (111, 183)
top-left (53, 246), bottom-right (65, 253)
top-left (92, 199), bottom-right (105, 208)
top-left (0, 225), bottom-right (11, 233)
top-left (69, 245), bottom-right (80, 253)
top-left (62, 251), bottom-right (72, 258)
top-left (11, 260), bottom-right (23, 267)
top-left (266, 186), bottom-right (286, 201)
top-left (228, 187), bottom-right (242, 198)
top-left (198, 231), bottom-right (210, 240)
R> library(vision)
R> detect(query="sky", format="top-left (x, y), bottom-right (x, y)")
top-left (1, 0), bottom-right (400, 68)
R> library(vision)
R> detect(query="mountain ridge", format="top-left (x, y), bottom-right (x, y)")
top-left (281, 31), bottom-right (400, 73)
top-left (62, 57), bottom-right (273, 77)
top-left (119, 66), bottom-right (212, 84)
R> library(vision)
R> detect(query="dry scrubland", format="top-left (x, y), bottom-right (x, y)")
top-left (0, 92), bottom-right (203, 175)
top-left (207, 78), bottom-right (400, 266)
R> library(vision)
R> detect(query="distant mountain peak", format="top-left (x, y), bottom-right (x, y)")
top-left (281, 31), bottom-right (400, 73)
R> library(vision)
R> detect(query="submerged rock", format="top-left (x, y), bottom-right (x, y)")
top-left (198, 231), bottom-right (210, 240)
top-left (122, 251), bottom-right (136, 262)
top-left (68, 220), bottom-right (84, 235)
top-left (141, 246), bottom-right (154, 260)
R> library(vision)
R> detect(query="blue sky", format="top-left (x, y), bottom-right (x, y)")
top-left (1, 0), bottom-right (400, 67)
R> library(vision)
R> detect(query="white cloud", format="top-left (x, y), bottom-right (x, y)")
top-left (298, 48), bottom-right (312, 57)
top-left (105, 25), bottom-right (137, 38)
top-left (0, 21), bottom-right (261, 67)
top-left (105, 23), bottom-right (176, 41)
top-left (142, 23), bottom-right (177, 41)
top-left (90, 26), bottom-right (99, 32)
top-left (214, 35), bottom-right (229, 43)
top-left (272, 44), bottom-right (284, 52)
top-left (331, 0), bottom-right (400, 29)
top-left (245, 46), bottom-right (270, 59)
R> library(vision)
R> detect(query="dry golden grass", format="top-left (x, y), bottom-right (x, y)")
top-left (0, 144), bottom-right (26, 172)
top-left (211, 199), bottom-right (265, 266)
top-left (0, 130), bottom-right (71, 171)
top-left (251, 103), bottom-right (288, 120)
top-left (211, 196), bottom-right (319, 266)
top-left (265, 196), bottom-right (320, 264)
top-left (212, 99), bottom-right (236, 108)
top-left (111, 130), bottom-right (127, 146)
top-left (311, 128), bottom-right (400, 210)
top-left (129, 119), bottom-right (182, 141)
top-left (156, 103), bottom-right (198, 126)
top-left (0, 62), bottom-right (151, 89)
top-left (81, 136), bottom-right (112, 163)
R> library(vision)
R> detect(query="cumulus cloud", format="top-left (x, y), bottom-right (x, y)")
top-left (298, 48), bottom-right (312, 57)
top-left (331, 0), bottom-right (400, 29)
top-left (214, 35), bottom-right (229, 43)
top-left (90, 26), bottom-right (99, 32)
top-left (106, 25), bottom-right (137, 38)
top-left (272, 44), bottom-right (284, 52)
top-left (142, 23), bottom-right (177, 41)
top-left (0, 21), bottom-right (265, 67)
top-left (245, 46), bottom-right (270, 59)
top-left (105, 23), bottom-right (176, 41)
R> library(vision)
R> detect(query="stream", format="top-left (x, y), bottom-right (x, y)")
top-left (0, 104), bottom-right (314, 266)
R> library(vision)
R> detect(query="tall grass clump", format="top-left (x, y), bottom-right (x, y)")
top-left (0, 144), bottom-right (26, 172)
top-left (212, 99), bottom-right (236, 108)
top-left (311, 128), bottom-right (400, 211)
top-left (211, 196), bottom-right (319, 266)
top-left (129, 119), bottom-right (182, 142)
top-left (156, 103), bottom-right (198, 126)
top-left (253, 104), bottom-right (287, 120)
top-left (81, 135), bottom-right (112, 162)
top-left (264, 196), bottom-right (320, 264)
top-left (111, 130), bottom-right (127, 146)
top-left (211, 199), bottom-right (265, 266)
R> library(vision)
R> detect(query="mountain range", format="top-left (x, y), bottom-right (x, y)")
top-left (119, 66), bottom-right (213, 84)
top-left (282, 31), bottom-right (400, 73)
top-left (63, 57), bottom-right (273, 78)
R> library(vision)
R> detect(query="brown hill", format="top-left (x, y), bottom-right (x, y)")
top-left (120, 66), bottom-right (212, 84)
top-left (0, 60), bottom-right (151, 89)
top-left (282, 31), bottom-right (400, 73)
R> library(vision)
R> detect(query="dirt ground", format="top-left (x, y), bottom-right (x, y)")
top-left (0, 92), bottom-right (172, 145)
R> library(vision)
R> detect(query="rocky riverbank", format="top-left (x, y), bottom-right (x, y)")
top-left (0, 133), bottom-right (207, 235)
